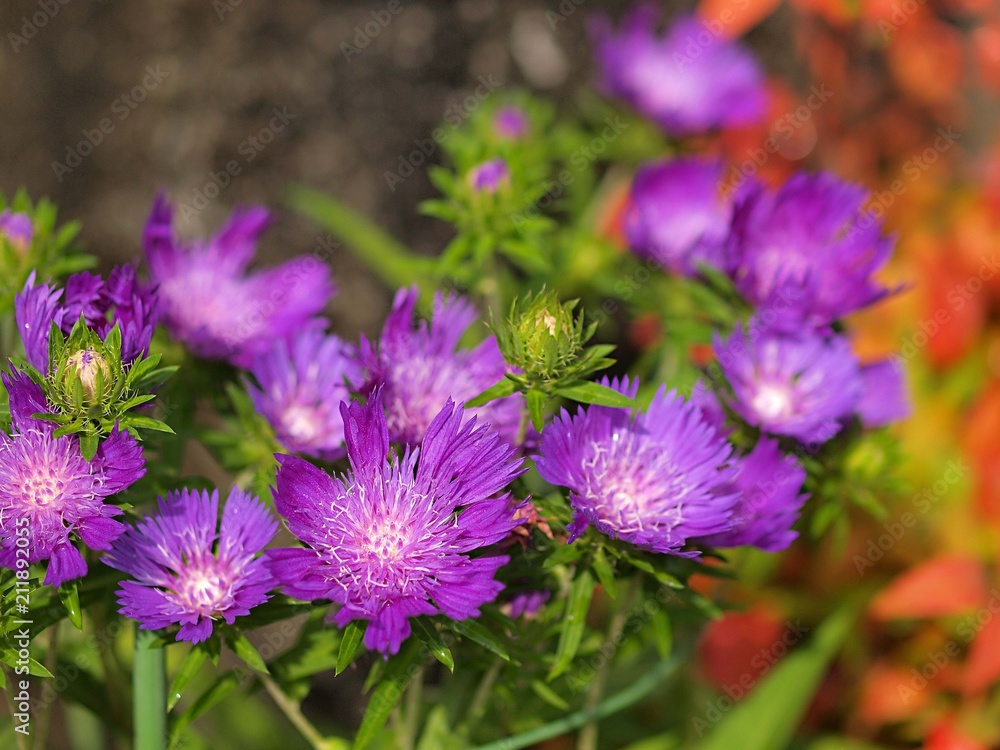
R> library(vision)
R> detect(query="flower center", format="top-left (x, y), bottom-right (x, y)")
top-left (751, 382), bottom-right (795, 421)
top-left (175, 561), bottom-right (233, 616)
top-left (21, 466), bottom-right (70, 510)
top-left (282, 404), bottom-right (325, 444)
top-left (360, 519), bottom-right (410, 562)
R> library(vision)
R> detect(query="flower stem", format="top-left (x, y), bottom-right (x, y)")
top-left (133, 628), bottom-right (166, 750)
top-left (260, 672), bottom-right (343, 750)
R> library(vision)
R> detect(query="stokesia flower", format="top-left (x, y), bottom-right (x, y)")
top-left (589, 6), bottom-right (767, 136)
top-left (535, 377), bottom-right (738, 555)
top-left (626, 158), bottom-right (746, 276)
top-left (245, 329), bottom-right (362, 460)
top-left (266, 394), bottom-right (524, 656)
top-left (0, 371), bottom-right (145, 587)
top-left (713, 321), bottom-right (861, 444)
top-left (0, 210), bottom-right (33, 253)
top-left (14, 265), bottom-right (159, 372)
top-left (359, 286), bottom-right (524, 447)
top-left (468, 158), bottom-right (510, 193)
top-left (105, 487), bottom-right (277, 643)
top-left (698, 438), bottom-right (808, 552)
top-left (493, 106), bottom-right (529, 140)
top-left (727, 172), bottom-right (896, 327)
top-left (142, 193), bottom-right (334, 367)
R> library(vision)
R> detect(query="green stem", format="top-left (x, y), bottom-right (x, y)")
top-left (457, 659), bottom-right (503, 742)
top-left (577, 579), bottom-right (637, 750)
top-left (260, 673), bottom-right (340, 750)
top-left (133, 628), bottom-right (166, 750)
top-left (470, 653), bottom-right (682, 750)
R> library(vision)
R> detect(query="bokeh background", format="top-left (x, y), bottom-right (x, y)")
top-left (3, 0), bottom-right (1000, 747)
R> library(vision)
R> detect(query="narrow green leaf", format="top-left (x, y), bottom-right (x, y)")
top-left (337, 620), bottom-right (366, 676)
top-left (226, 631), bottom-right (269, 674)
top-left (466, 378), bottom-right (518, 408)
top-left (694, 606), bottom-right (856, 750)
top-left (591, 548), bottom-right (618, 600)
top-left (354, 640), bottom-right (423, 750)
top-left (448, 619), bottom-right (510, 662)
top-left (79, 432), bottom-right (99, 461)
top-left (542, 542), bottom-right (584, 570)
top-left (548, 570), bottom-right (595, 680)
top-left (554, 381), bottom-right (633, 408)
top-left (412, 617), bottom-right (454, 673)
top-left (526, 388), bottom-right (547, 432)
top-left (650, 608), bottom-right (673, 659)
top-left (530, 679), bottom-right (570, 711)
top-left (125, 416), bottom-right (176, 434)
top-left (168, 671), bottom-right (241, 747)
top-left (168, 646), bottom-right (208, 712)
top-left (58, 581), bottom-right (83, 630)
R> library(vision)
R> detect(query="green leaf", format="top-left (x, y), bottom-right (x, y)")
top-left (447, 619), bottom-right (510, 662)
top-left (288, 185), bottom-right (436, 290)
top-left (168, 646), bottom-right (208, 712)
top-left (542, 541), bottom-right (584, 570)
top-left (466, 378), bottom-right (518, 408)
top-left (530, 679), bottom-right (570, 711)
top-left (79, 432), bottom-right (99, 461)
top-left (226, 631), bottom-right (269, 674)
top-left (58, 580), bottom-right (83, 631)
top-left (526, 388), bottom-right (547, 432)
top-left (591, 547), bottom-right (618, 600)
top-left (337, 620), bottom-right (366, 676)
top-left (547, 570), bottom-right (595, 680)
top-left (554, 380), bottom-right (633, 408)
top-left (694, 606), bottom-right (856, 750)
top-left (650, 607), bottom-right (672, 659)
top-left (354, 640), bottom-right (423, 750)
top-left (124, 415), bottom-right (175, 434)
top-left (412, 617), bottom-right (454, 673)
top-left (168, 671), bottom-right (242, 747)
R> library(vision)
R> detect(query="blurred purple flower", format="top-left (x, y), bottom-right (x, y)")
top-left (142, 193), bottom-right (334, 367)
top-left (626, 157), bottom-right (744, 276)
top-left (507, 590), bottom-right (550, 619)
top-left (105, 487), bottom-right (277, 643)
top-left (0, 371), bottom-right (144, 587)
top-left (0, 210), bottom-right (33, 252)
top-left (246, 329), bottom-right (362, 460)
top-left (494, 106), bottom-right (529, 140)
top-left (468, 158), bottom-right (510, 193)
top-left (590, 6), bottom-right (768, 136)
top-left (266, 394), bottom-right (524, 655)
top-left (536, 377), bottom-right (738, 555)
top-left (714, 321), bottom-right (861, 444)
top-left (698, 438), bottom-right (808, 552)
top-left (857, 359), bottom-right (910, 428)
top-left (359, 286), bottom-right (524, 447)
top-left (727, 172), bottom-right (896, 326)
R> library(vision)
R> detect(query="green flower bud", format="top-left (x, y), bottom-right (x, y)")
top-left (64, 347), bottom-right (111, 403)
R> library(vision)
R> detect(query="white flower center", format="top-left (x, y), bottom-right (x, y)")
top-left (752, 383), bottom-right (795, 421)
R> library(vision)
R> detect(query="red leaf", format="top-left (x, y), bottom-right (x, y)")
top-left (961, 609), bottom-right (1000, 695)
top-left (870, 555), bottom-right (988, 621)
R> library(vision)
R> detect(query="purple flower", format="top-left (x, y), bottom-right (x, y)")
top-left (105, 487), bottom-right (277, 643)
top-left (266, 394), bottom-right (524, 656)
top-left (0, 210), bottom-right (33, 253)
top-left (698, 438), bottom-right (807, 552)
top-left (535, 377), bottom-right (738, 555)
top-left (727, 172), bottom-right (896, 326)
top-left (507, 590), bottom-right (550, 619)
top-left (14, 266), bottom-right (159, 371)
top-left (359, 287), bottom-right (524, 447)
top-left (690, 380), bottom-right (729, 436)
top-left (142, 194), bottom-right (334, 367)
top-left (626, 158), bottom-right (742, 276)
top-left (494, 106), bottom-right (529, 140)
top-left (713, 321), bottom-right (861, 444)
top-left (468, 158), bottom-right (510, 193)
top-left (857, 360), bottom-right (910, 428)
top-left (245, 330), bottom-right (362, 460)
top-left (0, 371), bottom-right (145, 587)
top-left (590, 6), bottom-right (768, 136)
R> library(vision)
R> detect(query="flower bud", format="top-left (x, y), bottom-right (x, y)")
top-left (64, 347), bottom-right (111, 403)
top-left (468, 158), bottom-right (510, 194)
top-left (0, 210), bottom-right (33, 255)
top-left (496, 290), bottom-right (588, 382)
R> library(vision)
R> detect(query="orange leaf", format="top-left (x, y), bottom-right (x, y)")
top-left (696, 0), bottom-right (782, 39)
top-left (961, 609), bottom-right (1000, 695)
top-left (856, 661), bottom-right (931, 726)
top-left (870, 555), bottom-right (988, 621)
